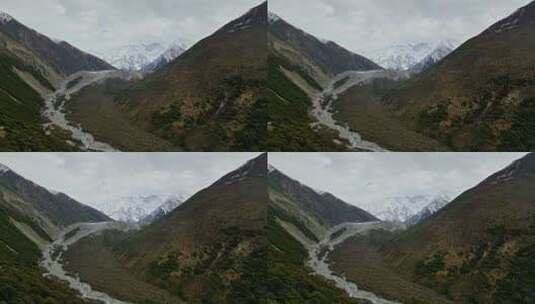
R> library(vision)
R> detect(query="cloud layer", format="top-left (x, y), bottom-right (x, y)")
top-left (269, 0), bottom-right (531, 56)
top-left (269, 153), bottom-right (527, 211)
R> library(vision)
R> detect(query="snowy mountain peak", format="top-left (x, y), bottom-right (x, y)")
top-left (406, 195), bottom-right (451, 225)
top-left (98, 40), bottom-right (189, 72)
top-left (94, 193), bottom-right (186, 223)
top-left (139, 196), bottom-right (184, 225)
top-left (372, 41), bottom-right (457, 71)
top-left (367, 193), bottom-right (452, 223)
top-left (141, 41), bottom-right (187, 74)
top-left (0, 11), bottom-right (13, 24)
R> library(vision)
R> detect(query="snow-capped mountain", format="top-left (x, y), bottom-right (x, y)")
top-left (142, 41), bottom-right (188, 74)
top-left (0, 11), bottom-right (13, 24)
top-left (372, 41), bottom-right (457, 71)
top-left (94, 193), bottom-right (186, 223)
top-left (406, 196), bottom-right (451, 225)
top-left (139, 196), bottom-right (184, 225)
top-left (98, 40), bottom-right (189, 72)
top-left (363, 193), bottom-right (452, 223)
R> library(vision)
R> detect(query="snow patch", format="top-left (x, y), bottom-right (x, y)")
top-left (0, 11), bottom-right (13, 24)
top-left (372, 41), bottom-right (457, 71)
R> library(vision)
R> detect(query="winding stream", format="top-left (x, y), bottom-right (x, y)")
top-left (311, 70), bottom-right (407, 152)
top-left (40, 222), bottom-right (137, 304)
top-left (307, 221), bottom-right (402, 304)
top-left (42, 70), bottom-right (127, 151)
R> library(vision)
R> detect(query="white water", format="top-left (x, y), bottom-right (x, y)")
top-left (307, 221), bottom-right (402, 304)
top-left (40, 222), bottom-right (138, 304)
top-left (42, 70), bottom-right (127, 151)
top-left (311, 70), bottom-right (408, 152)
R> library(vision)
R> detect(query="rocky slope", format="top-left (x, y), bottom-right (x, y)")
top-left (0, 11), bottom-right (113, 76)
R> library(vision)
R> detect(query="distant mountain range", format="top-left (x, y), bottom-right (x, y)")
top-left (96, 40), bottom-right (189, 72)
top-left (93, 193), bottom-right (186, 223)
top-left (371, 41), bottom-right (457, 72)
top-left (363, 193), bottom-right (452, 223)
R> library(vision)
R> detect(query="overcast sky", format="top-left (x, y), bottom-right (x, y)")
top-left (270, 0), bottom-right (531, 56)
top-left (0, 153), bottom-right (258, 208)
top-left (269, 153), bottom-right (527, 211)
top-left (0, 0), bottom-right (261, 54)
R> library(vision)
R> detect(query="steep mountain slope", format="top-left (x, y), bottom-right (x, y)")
top-left (64, 154), bottom-right (268, 303)
top-left (267, 165), bottom-right (378, 303)
top-left (0, 11), bottom-right (114, 151)
top-left (269, 12), bottom-right (381, 87)
top-left (267, 12), bottom-right (382, 151)
top-left (94, 193), bottom-right (184, 223)
top-left (114, 3), bottom-right (268, 151)
top-left (0, 164), bottom-right (110, 230)
top-left (384, 1), bottom-right (535, 151)
top-left (269, 166), bottom-right (377, 237)
top-left (381, 153), bottom-right (535, 302)
top-left (0, 30), bottom-right (77, 151)
top-left (0, 163), bottom-right (111, 303)
top-left (0, 11), bottom-right (113, 76)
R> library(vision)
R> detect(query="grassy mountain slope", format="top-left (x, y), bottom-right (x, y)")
top-left (266, 165), bottom-right (378, 303)
top-left (0, 165), bottom-right (114, 303)
top-left (0, 32), bottom-right (76, 151)
top-left (333, 78), bottom-right (448, 151)
top-left (64, 154), bottom-right (268, 303)
top-left (0, 204), bottom-right (87, 304)
top-left (383, 1), bottom-right (535, 151)
top-left (269, 167), bottom-right (377, 232)
top-left (266, 208), bottom-right (367, 304)
top-left (116, 3), bottom-right (268, 151)
top-left (267, 12), bottom-right (382, 151)
top-left (379, 153), bottom-right (535, 303)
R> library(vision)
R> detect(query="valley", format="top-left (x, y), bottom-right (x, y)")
top-left (1, 152), bottom-right (534, 303)
top-left (43, 70), bottom-right (128, 151)
top-left (306, 222), bottom-right (401, 304)
top-left (310, 70), bottom-right (407, 152)
top-left (41, 222), bottom-right (138, 304)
